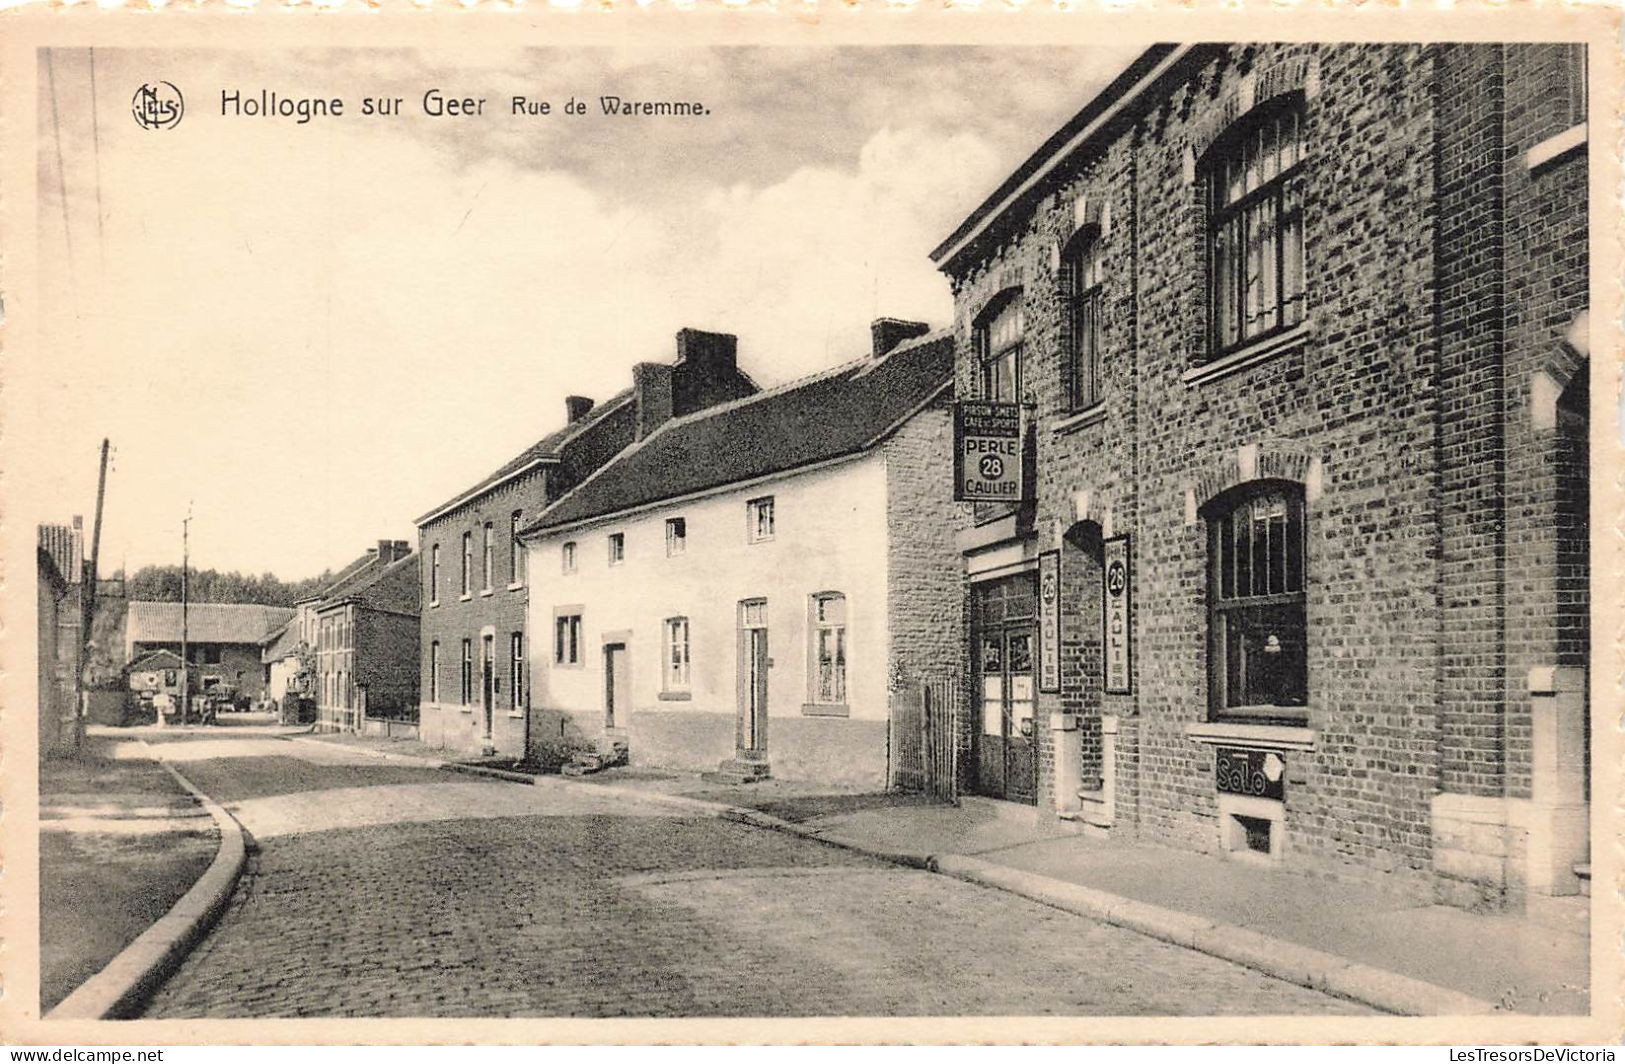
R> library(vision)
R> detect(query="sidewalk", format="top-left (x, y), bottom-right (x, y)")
top-left (39, 733), bottom-right (219, 1012)
top-left (797, 798), bottom-right (1589, 1016)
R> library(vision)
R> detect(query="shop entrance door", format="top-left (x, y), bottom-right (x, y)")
top-left (970, 574), bottom-right (1038, 805)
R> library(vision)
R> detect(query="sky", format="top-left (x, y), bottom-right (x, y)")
top-left (31, 45), bottom-right (1139, 581)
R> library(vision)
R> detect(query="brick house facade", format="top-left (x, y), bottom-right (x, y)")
top-left (415, 329), bottom-right (757, 758)
top-left (522, 324), bottom-right (958, 788)
top-left (932, 43), bottom-right (1589, 908)
top-left (313, 540), bottom-right (417, 732)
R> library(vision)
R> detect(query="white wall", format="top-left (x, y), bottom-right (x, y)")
top-left (527, 453), bottom-right (891, 730)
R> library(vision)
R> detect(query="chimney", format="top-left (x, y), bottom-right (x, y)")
top-left (633, 362), bottom-right (674, 441)
top-left (871, 318), bottom-right (931, 359)
top-left (565, 395), bottom-right (594, 423)
top-left (377, 539), bottom-right (411, 565)
top-left (675, 328), bottom-right (738, 375)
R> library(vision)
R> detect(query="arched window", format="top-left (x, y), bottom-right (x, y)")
top-left (1062, 232), bottom-right (1106, 410)
top-left (1206, 481), bottom-right (1307, 723)
top-left (975, 295), bottom-right (1024, 402)
top-left (1206, 95), bottom-right (1307, 357)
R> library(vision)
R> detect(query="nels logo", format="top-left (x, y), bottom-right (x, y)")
top-left (131, 82), bottom-right (184, 130)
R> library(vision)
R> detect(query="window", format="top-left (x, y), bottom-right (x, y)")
top-left (810, 593), bottom-right (847, 705)
top-left (607, 532), bottom-right (626, 566)
top-left (510, 632), bottom-right (525, 710)
top-left (429, 544), bottom-right (440, 605)
top-left (562, 541), bottom-right (577, 574)
top-left (429, 641), bottom-right (440, 703)
top-left (1063, 235), bottom-right (1105, 410)
top-left (665, 517), bottom-right (687, 557)
top-left (1207, 483), bottom-right (1308, 724)
top-left (663, 616), bottom-right (691, 692)
top-left (976, 296), bottom-right (1024, 402)
top-left (1563, 43), bottom-right (1588, 129)
top-left (747, 497), bottom-right (775, 542)
top-left (460, 639), bottom-right (473, 705)
top-left (554, 613), bottom-right (582, 665)
top-left (510, 511), bottom-right (524, 585)
top-left (482, 521), bottom-right (494, 590)
top-left (1207, 97), bottom-right (1306, 357)
top-left (461, 531), bottom-right (472, 596)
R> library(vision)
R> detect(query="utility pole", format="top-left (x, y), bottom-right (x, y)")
top-left (181, 503), bottom-right (191, 725)
top-left (77, 438), bottom-right (110, 750)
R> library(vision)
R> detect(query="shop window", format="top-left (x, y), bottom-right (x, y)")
top-left (1206, 96), bottom-right (1307, 358)
top-left (1062, 233), bottom-right (1105, 410)
top-left (666, 517), bottom-right (687, 557)
top-left (975, 293), bottom-right (1024, 402)
top-left (554, 613), bottom-right (582, 666)
top-left (663, 616), bottom-right (691, 693)
top-left (747, 497), bottom-right (775, 543)
top-left (808, 592), bottom-right (848, 707)
top-left (1206, 482), bottom-right (1308, 724)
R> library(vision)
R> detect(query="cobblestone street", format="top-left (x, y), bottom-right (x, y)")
top-left (140, 732), bottom-right (1369, 1018)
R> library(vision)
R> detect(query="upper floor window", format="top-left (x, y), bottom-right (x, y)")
top-left (809, 592), bottom-right (848, 706)
top-left (482, 522), bottom-right (495, 591)
top-left (1206, 482), bottom-right (1307, 725)
top-left (607, 532), bottom-right (626, 566)
top-left (429, 544), bottom-right (440, 605)
top-left (663, 616), bottom-right (691, 692)
top-left (1207, 97), bottom-right (1307, 358)
top-left (461, 531), bottom-right (473, 596)
top-left (510, 511), bottom-right (525, 586)
top-left (747, 496), bottom-right (775, 542)
top-left (975, 296), bottom-right (1024, 402)
top-left (1063, 234), bottom-right (1106, 410)
top-left (562, 541), bottom-right (577, 574)
top-left (665, 517), bottom-right (687, 557)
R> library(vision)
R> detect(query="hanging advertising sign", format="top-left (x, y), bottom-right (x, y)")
top-left (1103, 535), bottom-right (1132, 694)
top-left (1038, 549), bottom-right (1061, 694)
top-left (953, 401), bottom-right (1023, 502)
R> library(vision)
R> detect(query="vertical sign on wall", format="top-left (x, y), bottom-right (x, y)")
top-left (952, 401), bottom-right (1023, 502)
top-left (1103, 535), bottom-right (1132, 694)
top-left (1038, 549), bottom-right (1061, 694)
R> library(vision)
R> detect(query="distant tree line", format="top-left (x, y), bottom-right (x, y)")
top-left (113, 565), bottom-right (337, 607)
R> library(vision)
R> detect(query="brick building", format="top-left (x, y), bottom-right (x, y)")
top-left (415, 329), bottom-right (757, 757)
top-left (312, 540), bottom-right (417, 732)
top-left (932, 43), bottom-right (1590, 908)
top-left (124, 600), bottom-right (294, 705)
top-left (523, 323), bottom-right (959, 788)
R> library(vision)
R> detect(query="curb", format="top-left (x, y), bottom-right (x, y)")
top-left (46, 749), bottom-right (249, 1021)
top-left (929, 855), bottom-right (1499, 1017)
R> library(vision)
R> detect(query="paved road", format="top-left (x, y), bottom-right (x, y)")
top-left (140, 731), bottom-right (1369, 1018)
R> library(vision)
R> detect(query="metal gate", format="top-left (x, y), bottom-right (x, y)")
top-left (890, 675), bottom-right (958, 801)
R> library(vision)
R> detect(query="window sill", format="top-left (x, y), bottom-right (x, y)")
top-left (554, 661), bottom-right (583, 670)
top-left (479, 589), bottom-right (494, 598)
top-left (801, 702), bottom-right (850, 718)
top-left (459, 594), bottom-right (472, 603)
top-left (506, 711), bottom-right (525, 719)
top-left (1051, 402), bottom-right (1107, 436)
top-left (1526, 123), bottom-right (1586, 172)
top-left (1185, 721), bottom-right (1315, 752)
top-left (507, 582), bottom-right (524, 592)
top-left (657, 690), bottom-right (692, 702)
top-left (429, 601), bottom-right (439, 609)
top-left (459, 705), bottom-right (474, 714)
top-left (1182, 322), bottom-right (1311, 388)
top-left (749, 537), bottom-right (776, 545)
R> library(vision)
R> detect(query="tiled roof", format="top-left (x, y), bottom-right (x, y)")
top-left (526, 332), bottom-right (953, 534)
top-left (126, 601), bottom-right (295, 646)
top-left (413, 390), bottom-right (633, 526)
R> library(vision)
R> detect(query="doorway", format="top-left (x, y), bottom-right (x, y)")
top-left (971, 574), bottom-right (1038, 804)
top-left (737, 599), bottom-right (769, 756)
top-left (604, 642), bottom-right (629, 730)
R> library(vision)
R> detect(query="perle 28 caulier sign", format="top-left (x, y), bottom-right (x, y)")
top-left (953, 401), bottom-right (1022, 502)
top-left (1103, 535), bottom-right (1132, 694)
top-left (1038, 549), bottom-right (1061, 694)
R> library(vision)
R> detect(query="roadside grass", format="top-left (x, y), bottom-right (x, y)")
top-left (38, 736), bottom-right (217, 1012)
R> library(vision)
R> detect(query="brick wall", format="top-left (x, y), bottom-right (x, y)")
top-left (884, 394), bottom-right (963, 690)
top-left (937, 43), bottom-right (1585, 894)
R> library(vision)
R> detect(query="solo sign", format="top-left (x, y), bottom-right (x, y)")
top-left (1216, 747), bottom-right (1286, 801)
top-left (953, 401), bottom-right (1022, 502)
top-left (1103, 535), bottom-right (1132, 694)
top-left (1038, 550), bottom-right (1061, 693)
